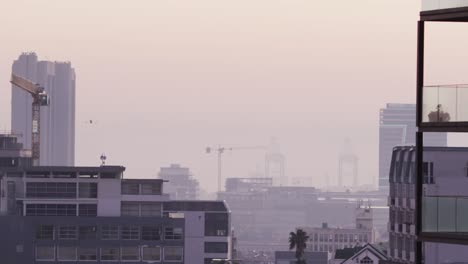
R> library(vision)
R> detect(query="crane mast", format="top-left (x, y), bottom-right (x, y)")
top-left (10, 74), bottom-right (49, 166)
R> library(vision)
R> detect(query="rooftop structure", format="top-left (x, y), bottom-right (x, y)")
top-left (158, 164), bottom-right (200, 200)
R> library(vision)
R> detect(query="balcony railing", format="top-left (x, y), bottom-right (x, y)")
top-left (422, 196), bottom-right (468, 232)
top-left (422, 0), bottom-right (468, 11)
top-left (422, 84), bottom-right (468, 123)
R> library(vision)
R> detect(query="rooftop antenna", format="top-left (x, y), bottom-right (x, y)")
top-left (100, 153), bottom-right (107, 166)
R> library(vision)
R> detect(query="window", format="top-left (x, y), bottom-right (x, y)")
top-left (121, 202), bottom-right (139, 216)
top-left (164, 247), bottom-right (183, 261)
top-left (164, 227), bottom-right (183, 240)
top-left (78, 204), bottom-right (97, 216)
top-left (204, 242), bottom-right (228, 253)
top-left (78, 247), bottom-right (97, 261)
top-left (58, 247), bottom-right (77, 261)
top-left (36, 246), bottom-right (55, 261)
top-left (36, 225), bottom-right (54, 240)
top-left (59, 226), bottom-right (77, 240)
top-left (26, 204), bottom-right (76, 216)
top-left (360, 256), bottom-right (374, 264)
top-left (121, 247), bottom-right (139, 261)
top-left (79, 226), bottom-right (97, 240)
top-left (423, 162), bottom-right (434, 184)
top-left (141, 182), bottom-right (162, 195)
top-left (101, 225), bottom-right (119, 240)
top-left (101, 248), bottom-right (119, 261)
top-left (121, 226), bottom-right (139, 240)
top-left (141, 203), bottom-right (162, 217)
top-left (205, 213), bottom-right (228, 236)
top-left (79, 183), bottom-right (97, 198)
top-left (27, 182), bottom-right (76, 198)
top-left (142, 226), bottom-right (161, 241)
top-left (122, 182), bottom-right (139, 194)
top-left (142, 246), bottom-right (161, 261)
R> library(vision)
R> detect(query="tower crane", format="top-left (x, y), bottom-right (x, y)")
top-left (10, 74), bottom-right (49, 166)
top-left (205, 145), bottom-right (266, 193)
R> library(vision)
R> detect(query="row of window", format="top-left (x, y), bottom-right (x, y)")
top-left (310, 233), bottom-right (369, 243)
top-left (26, 182), bottom-right (97, 199)
top-left (121, 202), bottom-right (162, 217)
top-left (26, 204), bottom-right (97, 216)
top-left (36, 225), bottom-right (183, 241)
top-left (36, 246), bottom-right (183, 262)
top-left (121, 182), bottom-right (162, 195)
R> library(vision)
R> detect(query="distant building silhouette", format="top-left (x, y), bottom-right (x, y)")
top-left (11, 52), bottom-right (76, 166)
top-left (158, 164), bottom-right (199, 200)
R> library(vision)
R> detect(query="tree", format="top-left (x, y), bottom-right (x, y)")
top-left (289, 228), bottom-right (309, 264)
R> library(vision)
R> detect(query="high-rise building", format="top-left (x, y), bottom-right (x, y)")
top-left (11, 52), bottom-right (75, 166)
top-left (158, 164), bottom-right (199, 200)
top-left (379, 104), bottom-right (446, 190)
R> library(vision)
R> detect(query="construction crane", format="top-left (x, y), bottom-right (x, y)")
top-left (10, 74), bottom-right (49, 166)
top-left (206, 145), bottom-right (266, 193)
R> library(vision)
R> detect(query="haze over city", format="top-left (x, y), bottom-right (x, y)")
top-left (2, 0), bottom-right (468, 192)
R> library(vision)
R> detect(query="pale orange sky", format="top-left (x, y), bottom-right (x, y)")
top-left (1, 0), bottom-right (468, 191)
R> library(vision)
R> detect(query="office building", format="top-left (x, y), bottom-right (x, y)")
top-left (388, 146), bottom-right (468, 264)
top-left (0, 165), bottom-right (231, 263)
top-left (0, 133), bottom-right (32, 168)
top-left (11, 52), bottom-right (76, 166)
top-left (158, 164), bottom-right (199, 200)
top-left (379, 104), bottom-right (446, 190)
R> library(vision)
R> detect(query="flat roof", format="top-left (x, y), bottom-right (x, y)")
top-left (0, 165), bottom-right (125, 173)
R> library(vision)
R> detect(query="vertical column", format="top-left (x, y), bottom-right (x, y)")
top-left (416, 21), bottom-right (425, 126)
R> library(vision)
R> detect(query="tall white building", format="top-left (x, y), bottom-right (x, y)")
top-left (11, 52), bottom-right (75, 166)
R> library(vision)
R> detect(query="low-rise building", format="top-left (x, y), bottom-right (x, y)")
top-left (158, 164), bottom-right (199, 200)
top-left (274, 251), bottom-right (328, 264)
top-left (0, 165), bottom-right (231, 263)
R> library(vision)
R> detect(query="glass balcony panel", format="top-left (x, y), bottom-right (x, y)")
top-left (438, 197), bottom-right (456, 232)
top-left (423, 85), bottom-right (468, 123)
top-left (422, 0), bottom-right (468, 11)
top-left (457, 198), bottom-right (468, 232)
top-left (423, 196), bottom-right (438, 232)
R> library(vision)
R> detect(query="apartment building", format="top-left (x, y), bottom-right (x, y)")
top-left (388, 146), bottom-right (468, 264)
top-left (0, 165), bottom-right (231, 264)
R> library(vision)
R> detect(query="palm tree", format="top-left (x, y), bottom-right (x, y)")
top-left (289, 228), bottom-right (309, 264)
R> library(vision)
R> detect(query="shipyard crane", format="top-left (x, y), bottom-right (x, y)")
top-left (10, 74), bottom-right (49, 166)
top-left (206, 145), bottom-right (267, 193)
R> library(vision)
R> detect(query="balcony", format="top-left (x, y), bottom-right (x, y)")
top-left (421, 85), bottom-right (468, 131)
top-left (422, 0), bottom-right (468, 11)
top-left (422, 196), bottom-right (468, 233)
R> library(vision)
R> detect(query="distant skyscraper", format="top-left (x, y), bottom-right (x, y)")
top-left (11, 52), bottom-right (75, 166)
top-left (378, 103), bottom-right (446, 190)
top-left (158, 164), bottom-right (199, 200)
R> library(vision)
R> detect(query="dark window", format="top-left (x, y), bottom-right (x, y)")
top-left (141, 203), bottom-right (162, 216)
top-left (26, 204), bottom-right (76, 216)
top-left (205, 213), bottom-right (228, 236)
top-left (142, 226), bottom-right (161, 241)
top-left (101, 225), bottom-right (119, 240)
top-left (26, 182), bottom-right (76, 198)
top-left (78, 247), bottom-right (97, 260)
top-left (36, 225), bottom-right (54, 240)
top-left (78, 204), bottom-right (97, 216)
top-left (423, 162), bottom-right (434, 184)
top-left (164, 227), bottom-right (183, 240)
top-left (121, 247), bottom-right (140, 261)
top-left (122, 182), bottom-right (139, 194)
top-left (204, 242), bottom-right (228, 253)
top-left (121, 202), bottom-right (139, 216)
top-left (141, 182), bottom-right (162, 195)
top-left (142, 246), bottom-right (161, 261)
top-left (78, 183), bottom-right (97, 198)
top-left (101, 248), bottom-right (119, 261)
top-left (79, 226), bottom-right (97, 240)
top-left (121, 226), bottom-right (139, 240)
top-left (59, 226), bottom-right (77, 240)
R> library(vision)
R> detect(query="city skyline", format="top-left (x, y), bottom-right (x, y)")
top-left (2, 1), bottom-right (468, 192)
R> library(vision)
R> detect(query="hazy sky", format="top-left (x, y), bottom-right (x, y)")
top-left (1, 0), bottom-right (468, 192)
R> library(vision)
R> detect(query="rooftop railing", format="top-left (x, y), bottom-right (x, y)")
top-left (422, 196), bottom-right (468, 233)
top-left (422, 0), bottom-right (468, 11)
top-left (422, 84), bottom-right (468, 123)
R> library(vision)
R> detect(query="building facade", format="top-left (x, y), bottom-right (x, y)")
top-left (378, 104), bottom-right (446, 190)
top-left (0, 166), bottom-right (231, 263)
top-left (158, 164), bottom-right (199, 200)
top-left (388, 146), bottom-right (468, 264)
top-left (11, 52), bottom-right (76, 166)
